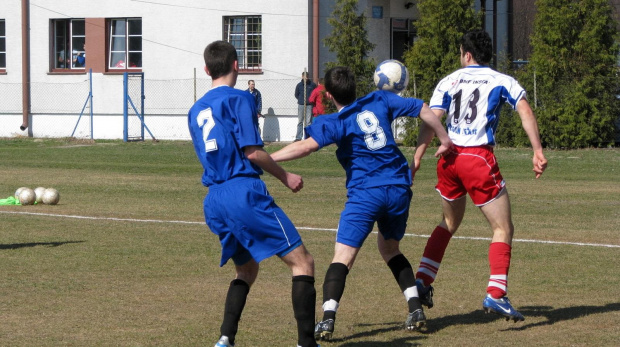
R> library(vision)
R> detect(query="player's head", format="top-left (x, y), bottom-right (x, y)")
top-left (324, 66), bottom-right (356, 106)
top-left (203, 41), bottom-right (237, 79)
top-left (460, 30), bottom-right (493, 66)
top-left (248, 80), bottom-right (255, 90)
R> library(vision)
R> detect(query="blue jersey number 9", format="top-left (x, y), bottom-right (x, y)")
top-left (197, 108), bottom-right (218, 152)
top-left (357, 111), bottom-right (386, 150)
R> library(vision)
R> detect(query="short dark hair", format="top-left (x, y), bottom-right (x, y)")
top-left (203, 41), bottom-right (237, 80)
top-left (324, 67), bottom-right (356, 105)
top-left (460, 30), bottom-right (493, 65)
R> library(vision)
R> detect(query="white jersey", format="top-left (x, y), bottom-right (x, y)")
top-left (430, 65), bottom-right (526, 147)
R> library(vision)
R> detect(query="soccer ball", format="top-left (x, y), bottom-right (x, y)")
top-left (373, 60), bottom-right (409, 93)
top-left (34, 187), bottom-right (47, 203)
top-left (15, 186), bottom-right (28, 198)
top-left (18, 188), bottom-right (36, 205)
top-left (42, 188), bottom-right (60, 205)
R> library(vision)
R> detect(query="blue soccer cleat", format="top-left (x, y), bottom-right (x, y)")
top-left (482, 294), bottom-right (525, 322)
top-left (215, 335), bottom-right (234, 347)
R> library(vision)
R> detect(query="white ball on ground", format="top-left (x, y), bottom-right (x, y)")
top-left (34, 187), bottom-right (47, 203)
top-left (18, 188), bottom-right (36, 205)
top-left (15, 187), bottom-right (28, 198)
top-left (42, 188), bottom-right (60, 205)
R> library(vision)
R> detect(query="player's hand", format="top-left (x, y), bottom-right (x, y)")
top-left (434, 140), bottom-right (454, 158)
top-left (285, 172), bottom-right (304, 193)
top-left (532, 151), bottom-right (547, 178)
top-left (410, 157), bottom-right (422, 184)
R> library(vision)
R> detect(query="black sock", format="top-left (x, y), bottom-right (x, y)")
top-left (322, 262), bottom-right (349, 321)
top-left (220, 279), bottom-right (250, 344)
top-left (292, 275), bottom-right (316, 347)
top-left (387, 254), bottom-right (421, 312)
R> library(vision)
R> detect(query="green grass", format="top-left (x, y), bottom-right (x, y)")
top-left (0, 138), bottom-right (618, 346)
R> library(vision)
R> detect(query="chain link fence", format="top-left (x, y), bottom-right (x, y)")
top-left (0, 75), bottom-right (305, 141)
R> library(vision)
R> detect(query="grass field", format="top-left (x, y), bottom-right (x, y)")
top-left (0, 138), bottom-right (618, 347)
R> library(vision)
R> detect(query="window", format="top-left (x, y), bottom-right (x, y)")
top-left (52, 19), bottom-right (86, 70)
top-left (109, 18), bottom-right (142, 70)
top-left (223, 16), bottom-right (261, 72)
top-left (0, 19), bottom-right (5, 70)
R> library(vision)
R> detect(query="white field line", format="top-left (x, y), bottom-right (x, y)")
top-left (2, 210), bottom-right (619, 249)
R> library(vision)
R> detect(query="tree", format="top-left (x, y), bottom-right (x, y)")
top-left (401, 0), bottom-right (481, 146)
top-left (528, 0), bottom-right (620, 148)
top-left (324, 0), bottom-right (377, 98)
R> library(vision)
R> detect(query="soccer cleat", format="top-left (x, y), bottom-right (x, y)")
top-left (214, 335), bottom-right (234, 347)
top-left (482, 294), bottom-right (525, 322)
top-left (404, 309), bottom-right (426, 331)
top-left (416, 281), bottom-right (434, 309)
top-left (314, 319), bottom-right (335, 341)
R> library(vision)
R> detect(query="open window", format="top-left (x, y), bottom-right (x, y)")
top-left (52, 19), bottom-right (86, 71)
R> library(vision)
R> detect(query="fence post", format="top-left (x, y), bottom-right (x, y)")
top-left (123, 72), bottom-right (128, 142)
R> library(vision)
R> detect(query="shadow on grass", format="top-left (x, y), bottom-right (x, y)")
top-left (335, 302), bottom-right (620, 345)
top-left (331, 321), bottom-right (426, 346)
top-left (507, 303), bottom-right (620, 330)
top-left (0, 241), bottom-right (85, 250)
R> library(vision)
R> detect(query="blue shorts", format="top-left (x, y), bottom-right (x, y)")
top-left (336, 185), bottom-right (412, 248)
top-left (204, 177), bottom-right (302, 267)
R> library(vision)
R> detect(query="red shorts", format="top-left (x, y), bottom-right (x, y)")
top-left (435, 145), bottom-right (505, 206)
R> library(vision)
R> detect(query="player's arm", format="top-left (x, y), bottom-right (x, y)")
top-left (516, 98), bottom-right (547, 178)
top-left (244, 145), bottom-right (303, 193)
top-left (270, 137), bottom-right (320, 162)
top-left (417, 104), bottom-right (452, 158)
top-left (411, 107), bottom-right (445, 180)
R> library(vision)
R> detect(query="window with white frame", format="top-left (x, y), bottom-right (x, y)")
top-left (0, 19), bottom-right (5, 69)
top-left (109, 18), bottom-right (142, 69)
top-left (223, 16), bottom-right (262, 71)
top-left (52, 19), bottom-right (86, 70)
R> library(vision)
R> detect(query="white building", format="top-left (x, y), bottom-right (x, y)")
top-left (0, 0), bottom-right (420, 141)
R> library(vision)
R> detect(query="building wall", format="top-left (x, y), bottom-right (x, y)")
top-left (0, 0), bottom-right (312, 140)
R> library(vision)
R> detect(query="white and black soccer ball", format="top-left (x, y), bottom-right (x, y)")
top-left (18, 188), bottom-right (36, 206)
top-left (373, 60), bottom-right (409, 93)
top-left (42, 188), bottom-right (60, 205)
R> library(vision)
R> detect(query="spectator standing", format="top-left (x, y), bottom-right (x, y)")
top-left (294, 72), bottom-right (317, 141)
top-left (309, 78), bottom-right (326, 118)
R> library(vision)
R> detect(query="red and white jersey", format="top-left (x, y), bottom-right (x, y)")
top-left (430, 65), bottom-right (526, 147)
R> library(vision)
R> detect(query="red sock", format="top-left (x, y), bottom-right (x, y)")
top-left (487, 242), bottom-right (511, 299)
top-left (416, 226), bottom-right (452, 286)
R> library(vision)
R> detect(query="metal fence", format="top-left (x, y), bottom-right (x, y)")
top-left (0, 75), bottom-right (305, 141)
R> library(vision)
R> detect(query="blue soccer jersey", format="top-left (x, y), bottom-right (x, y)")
top-left (429, 65), bottom-right (526, 147)
top-left (306, 90), bottom-right (423, 189)
top-left (188, 85), bottom-right (263, 187)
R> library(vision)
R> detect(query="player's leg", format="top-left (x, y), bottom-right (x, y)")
top-left (315, 243), bottom-right (360, 340)
top-left (280, 244), bottom-right (318, 347)
top-left (479, 189), bottom-right (524, 322)
top-left (216, 258), bottom-right (259, 347)
top-left (295, 105), bottom-right (305, 141)
top-left (415, 196), bottom-right (467, 308)
top-left (378, 235), bottom-right (426, 331)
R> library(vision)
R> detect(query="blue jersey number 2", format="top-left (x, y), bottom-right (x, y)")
top-left (197, 108), bottom-right (218, 152)
top-left (357, 111), bottom-right (386, 150)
